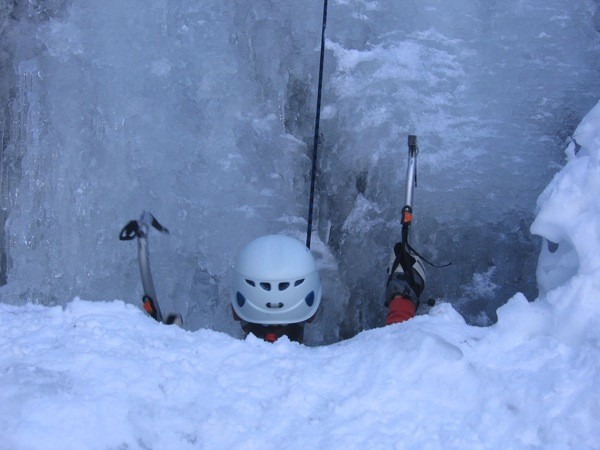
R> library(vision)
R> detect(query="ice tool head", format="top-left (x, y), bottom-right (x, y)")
top-left (232, 235), bottom-right (322, 325)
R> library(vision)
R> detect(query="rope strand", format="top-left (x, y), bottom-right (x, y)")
top-left (306, 0), bottom-right (328, 249)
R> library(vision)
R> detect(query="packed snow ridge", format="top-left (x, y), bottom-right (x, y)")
top-left (2, 102), bottom-right (599, 450)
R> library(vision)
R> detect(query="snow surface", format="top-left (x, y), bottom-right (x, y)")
top-left (0, 298), bottom-right (596, 450)
top-left (2, 101), bottom-right (600, 450)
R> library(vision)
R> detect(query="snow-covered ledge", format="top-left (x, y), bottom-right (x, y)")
top-left (530, 100), bottom-right (600, 344)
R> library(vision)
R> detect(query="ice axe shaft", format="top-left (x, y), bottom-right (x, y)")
top-left (137, 228), bottom-right (163, 323)
top-left (404, 135), bottom-right (418, 215)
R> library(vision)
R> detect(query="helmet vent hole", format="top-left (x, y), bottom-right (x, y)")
top-left (245, 279), bottom-right (255, 287)
top-left (236, 292), bottom-right (245, 307)
top-left (278, 282), bottom-right (290, 291)
top-left (305, 291), bottom-right (315, 307)
top-left (294, 279), bottom-right (305, 287)
top-left (260, 282), bottom-right (271, 291)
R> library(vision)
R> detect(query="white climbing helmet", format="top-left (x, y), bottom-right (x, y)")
top-left (232, 235), bottom-right (322, 325)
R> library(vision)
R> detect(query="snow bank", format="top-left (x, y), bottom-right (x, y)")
top-left (1, 105), bottom-right (600, 449)
top-left (531, 100), bottom-right (600, 345)
top-left (0, 298), bottom-right (597, 449)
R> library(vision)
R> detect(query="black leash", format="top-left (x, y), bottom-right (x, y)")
top-left (306, 0), bottom-right (328, 249)
top-left (405, 242), bottom-right (452, 269)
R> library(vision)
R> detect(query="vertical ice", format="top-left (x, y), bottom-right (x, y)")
top-left (1, 0), bottom-right (599, 343)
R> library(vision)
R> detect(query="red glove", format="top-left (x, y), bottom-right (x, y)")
top-left (385, 295), bottom-right (416, 325)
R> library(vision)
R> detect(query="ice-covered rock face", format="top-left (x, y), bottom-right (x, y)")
top-left (1, 0), bottom-right (599, 344)
top-left (321, 0), bottom-right (600, 335)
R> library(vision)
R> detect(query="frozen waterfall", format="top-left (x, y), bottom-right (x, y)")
top-left (1, 0), bottom-right (600, 344)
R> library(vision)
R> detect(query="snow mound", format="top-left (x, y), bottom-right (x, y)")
top-left (1, 292), bottom-right (598, 449)
top-left (531, 100), bottom-right (600, 345)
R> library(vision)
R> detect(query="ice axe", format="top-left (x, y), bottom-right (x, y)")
top-left (120, 211), bottom-right (182, 326)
